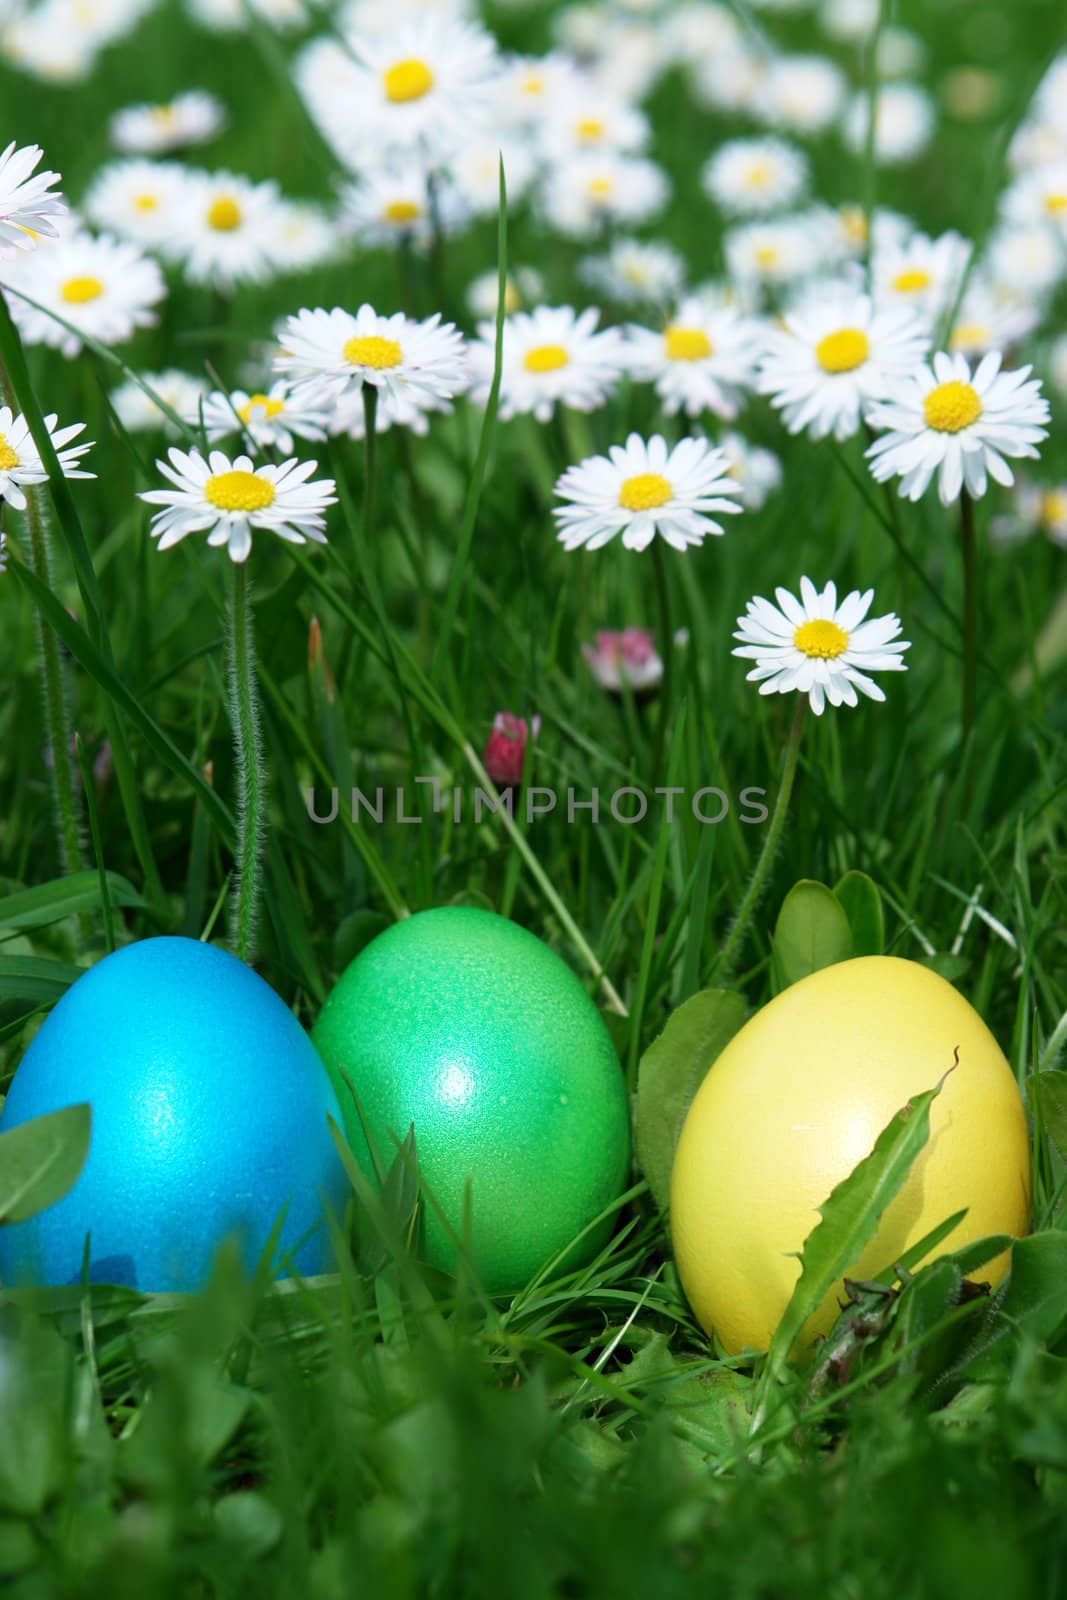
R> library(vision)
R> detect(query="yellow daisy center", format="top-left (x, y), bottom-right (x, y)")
top-left (150, 104), bottom-right (176, 126)
top-left (343, 334), bottom-right (403, 370)
top-left (949, 321), bottom-right (989, 350)
top-left (840, 207), bottom-right (868, 247)
top-left (744, 160), bottom-right (772, 188)
top-left (587, 176), bottom-right (614, 199)
top-left (133, 193), bottom-right (159, 212)
top-left (60, 276), bottom-right (104, 304)
top-left (523, 344), bottom-right (569, 374)
top-left (892, 267), bottom-right (932, 293)
top-left (619, 472), bottom-right (672, 511)
top-left (238, 394), bottom-right (285, 423)
top-left (794, 619), bottom-right (848, 659)
top-left (384, 199), bottom-right (421, 223)
top-left (208, 196), bottom-right (242, 231)
top-left (204, 470), bottom-right (275, 512)
top-left (1040, 489), bottom-right (1067, 525)
top-left (576, 117), bottom-right (605, 142)
top-left (755, 244), bottom-right (779, 268)
top-left (923, 380), bottom-right (982, 433)
top-left (815, 328), bottom-right (870, 374)
top-left (521, 73), bottom-right (544, 96)
top-left (665, 326), bottom-right (713, 362)
top-left (0, 435), bottom-right (19, 471)
top-left (383, 58), bottom-right (435, 103)
top-left (1045, 193), bottom-right (1067, 216)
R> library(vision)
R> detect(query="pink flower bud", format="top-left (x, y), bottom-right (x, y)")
top-left (482, 711), bottom-right (539, 788)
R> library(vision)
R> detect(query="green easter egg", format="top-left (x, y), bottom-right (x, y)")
top-left (312, 907), bottom-right (631, 1292)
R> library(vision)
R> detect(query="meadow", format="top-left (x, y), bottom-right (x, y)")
top-left (1, 0), bottom-right (1067, 1592)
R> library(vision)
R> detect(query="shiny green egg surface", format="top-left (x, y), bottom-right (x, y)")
top-left (311, 907), bottom-right (631, 1292)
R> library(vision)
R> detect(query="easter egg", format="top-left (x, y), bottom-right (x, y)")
top-left (670, 956), bottom-right (1031, 1353)
top-left (311, 907), bottom-right (631, 1292)
top-left (0, 937), bottom-right (348, 1292)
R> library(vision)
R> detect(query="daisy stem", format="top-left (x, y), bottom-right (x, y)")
top-left (714, 700), bottom-right (807, 983)
top-left (227, 561), bottom-right (265, 964)
top-left (960, 489), bottom-right (978, 740)
top-left (362, 382), bottom-right (378, 561)
top-left (651, 542), bottom-right (674, 777)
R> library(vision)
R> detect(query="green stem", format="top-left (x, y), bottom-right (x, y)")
top-left (362, 383), bottom-right (378, 560)
top-left (24, 487), bottom-right (85, 880)
top-left (714, 700), bottom-right (807, 982)
top-left (960, 489), bottom-right (978, 741)
top-left (651, 541), bottom-right (674, 780)
top-left (227, 562), bottom-right (265, 963)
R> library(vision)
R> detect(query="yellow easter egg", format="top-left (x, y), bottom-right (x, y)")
top-left (670, 956), bottom-right (1031, 1353)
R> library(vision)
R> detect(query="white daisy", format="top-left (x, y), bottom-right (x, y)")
top-left (464, 266), bottom-right (544, 321)
top-left (987, 224), bottom-right (1066, 302)
top-left (758, 54), bottom-right (847, 135)
top-left (140, 449), bottom-right (337, 564)
top-left (336, 17), bottom-right (500, 163)
top-left (82, 158), bottom-right (189, 248)
top-left (470, 305), bottom-right (626, 424)
top-left (866, 351), bottom-right (1051, 505)
top-left (724, 216), bottom-right (821, 297)
top-left (872, 229), bottom-right (971, 324)
top-left (275, 304), bottom-right (468, 414)
top-left (733, 577), bottom-right (910, 716)
top-left (109, 90), bottom-right (226, 155)
top-left (992, 482), bottom-right (1067, 550)
top-left (166, 169), bottom-right (279, 290)
top-left (719, 430), bottom-right (784, 509)
top-left (692, 46), bottom-right (768, 118)
top-left (538, 153), bottom-right (669, 238)
top-left (843, 84), bottom-right (935, 165)
top-left (489, 52), bottom-right (576, 130)
top-left (625, 297), bottom-right (762, 420)
top-left (702, 137), bottom-right (809, 217)
top-left (329, 384), bottom-right (452, 441)
top-left (268, 202), bottom-right (338, 274)
top-left (553, 433), bottom-right (743, 552)
top-left (1002, 163), bottom-right (1067, 237)
top-left (540, 75), bottom-right (650, 159)
top-left (0, 141), bottom-right (65, 257)
top-left (0, 229), bottom-right (165, 358)
top-left (0, 405), bottom-right (94, 510)
top-left (110, 369), bottom-right (210, 435)
top-left (451, 136), bottom-right (535, 216)
top-left (876, 26), bottom-right (925, 78)
top-left (758, 289), bottom-right (929, 441)
top-left (199, 381), bottom-right (331, 453)
top-left (664, 2), bottom-right (744, 66)
top-left (946, 280), bottom-right (1039, 359)
top-left (579, 237), bottom-right (685, 307)
top-left (820, 0), bottom-right (879, 42)
top-left (341, 165), bottom-right (446, 249)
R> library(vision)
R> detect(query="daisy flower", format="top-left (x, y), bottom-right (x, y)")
top-left (0, 229), bottom-right (165, 358)
top-left (579, 237), bottom-right (685, 307)
top-left (465, 266), bottom-right (544, 321)
top-left (451, 136), bottom-right (535, 216)
top-left (329, 384), bottom-right (452, 441)
top-left (553, 433), bottom-right (743, 553)
top-left (758, 290), bottom-right (929, 441)
top-left (110, 369), bottom-right (210, 435)
top-left (724, 216), bottom-right (821, 298)
top-left (166, 169), bottom-right (280, 289)
top-left (140, 449), bottom-right (337, 564)
top-left (0, 141), bottom-right (65, 257)
top-left (733, 577), bottom-right (910, 716)
top-left (992, 482), bottom-right (1067, 549)
top-left (820, 0), bottom-right (879, 38)
top-left (719, 430), bottom-right (784, 509)
top-left (625, 297), bottom-right (762, 420)
top-left (0, 405), bottom-right (94, 511)
top-left (338, 17), bottom-right (500, 162)
top-left (865, 351), bottom-right (1051, 505)
top-left (702, 137), bottom-right (810, 217)
top-left (470, 305), bottom-right (626, 424)
top-left (1002, 163), bottom-right (1067, 237)
top-left (200, 381), bottom-right (331, 453)
top-left (109, 90), bottom-right (226, 155)
top-left (541, 77), bottom-right (650, 159)
top-left (987, 224), bottom-right (1065, 302)
top-left (872, 229), bottom-right (971, 324)
top-left (946, 280), bottom-right (1039, 360)
top-left (490, 52), bottom-right (576, 130)
top-left (269, 202), bottom-right (337, 275)
top-left (692, 47), bottom-right (768, 118)
top-left (82, 159), bottom-right (189, 248)
top-left (539, 153), bottom-right (669, 238)
top-left (842, 84), bottom-right (935, 165)
top-left (340, 165), bottom-right (444, 249)
top-left (583, 628), bottom-right (664, 697)
top-left (758, 54), bottom-right (847, 135)
top-left (275, 304), bottom-right (468, 415)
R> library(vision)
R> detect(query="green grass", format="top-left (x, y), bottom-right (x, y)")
top-left (2, 0), bottom-right (1067, 1592)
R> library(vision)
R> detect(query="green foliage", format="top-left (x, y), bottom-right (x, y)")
top-left (0, 1103), bottom-right (90, 1223)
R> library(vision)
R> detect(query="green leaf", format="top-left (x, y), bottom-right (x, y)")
top-left (635, 988), bottom-right (746, 1213)
top-left (772, 880), bottom-right (852, 990)
top-left (832, 871), bottom-right (884, 957)
top-left (763, 1075), bottom-right (944, 1383)
top-left (0, 955), bottom-right (85, 1004)
top-left (0, 871), bottom-right (146, 932)
top-left (0, 1104), bottom-right (92, 1224)
top-left (1030, 1070), bottom-right (1067, 1160)
top-left (919, 953), bottom-right (970, 983)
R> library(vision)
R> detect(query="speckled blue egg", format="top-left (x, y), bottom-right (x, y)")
top-left (0, 937), bottom-right (348, 1292)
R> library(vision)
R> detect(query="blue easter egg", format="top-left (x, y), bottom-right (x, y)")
top-left (0, 936), bottom-right (348, 1292)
